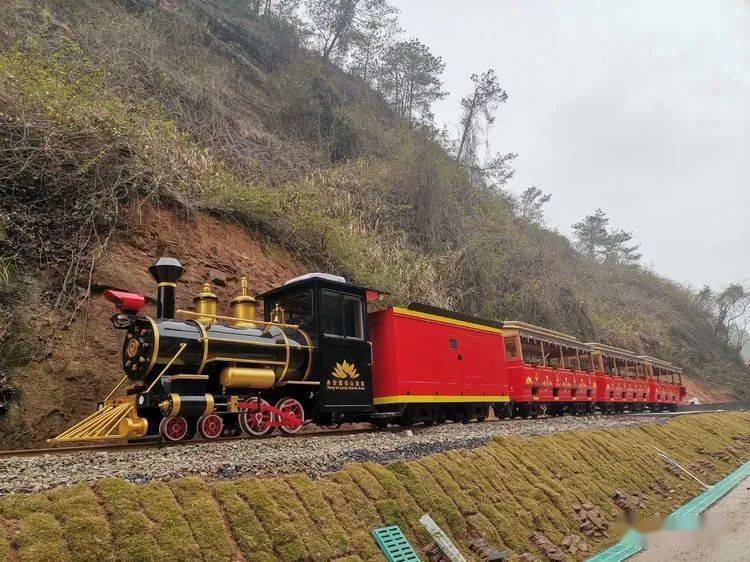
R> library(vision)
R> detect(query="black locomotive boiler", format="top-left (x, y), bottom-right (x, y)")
top-left (53, 257), bottom-right (375, 442)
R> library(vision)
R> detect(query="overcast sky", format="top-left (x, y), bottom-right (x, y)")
top-left (391, 0), bottom-right (750, 290)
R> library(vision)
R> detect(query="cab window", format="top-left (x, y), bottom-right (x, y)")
top-left (322, 290), bottom-right (364, 339)
top-left (343, 295), bottom-right (364, 338)
top-left (271, 290), bottom-right (313, 328)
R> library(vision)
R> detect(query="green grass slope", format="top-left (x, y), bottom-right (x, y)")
top-left (0, 413), bottom-right (748, 561)
top-left (0, 0), bottom-right (746, 425)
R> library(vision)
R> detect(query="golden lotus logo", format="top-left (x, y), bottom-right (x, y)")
top-left (332, 360), bottom-right (359, 380)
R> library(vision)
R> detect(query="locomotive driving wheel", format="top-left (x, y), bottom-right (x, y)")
top-left (197, 414), bottom-right (223, 440)
top-left (159, 416), bottom-right (189, 442)
top-left (238, 399), bottom-right (275, 436)
top-left (276, 397), bottom-right (304, 434)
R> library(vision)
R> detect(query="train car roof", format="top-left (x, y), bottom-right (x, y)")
top-left (638, 355), bottom-right (682, 372)
top-left (586, 342), bottom-right (643, 362)
top-left (404, 303), bottom-right (503, 330)
top-left (502, 321), bottom-right (588, 350)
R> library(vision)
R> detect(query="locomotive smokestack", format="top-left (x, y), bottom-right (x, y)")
top-left (148, 257), bottom-right (184, 319)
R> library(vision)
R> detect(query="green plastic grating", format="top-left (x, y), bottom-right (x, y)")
top-left (664, 459), bottom-right (750, 531)
top-left (587, 460), bottom-right (750, 562)
top-left (585, 528), bottom-right (643, 562)
top-left (372, 525), bottom-right (420, 562)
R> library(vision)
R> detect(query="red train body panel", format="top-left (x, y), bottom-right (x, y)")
top-left (368, 307), bottom-right (509, 407)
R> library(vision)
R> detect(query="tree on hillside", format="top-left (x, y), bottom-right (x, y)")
top-left (348, 3), bottom-right (399, 82)
top-left (230, 0), bottom-right (301, 20)
top-left (453, 69), bottom-right (516, 190)
top-left (375, 39), bottom-right (446, 123)
top-left (600, 228), bottom-right (641, 264)
top-left (455, 69), bottom-right (507, 164)
top-left (696, 284), bottom-right (750, 355)
top-left (571, 209), bottom-right (609, 259)
top-left (517, 186), bottom-right (551, 225)
top-left (714, 284), bottom-right (750, 354)
top-left (697, 284), bottom-right (713, 314)
top-left (305, 0), bottom-right (397, 63)
top-left (572, 209), bottom-right (641, 264)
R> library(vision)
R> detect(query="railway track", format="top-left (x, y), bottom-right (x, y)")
top-left (2, 405), bottom-right (741, 460)
top-left (0, 424), bottom-right (419, 460)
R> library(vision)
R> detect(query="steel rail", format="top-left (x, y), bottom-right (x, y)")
top-left (0, 424), bottom-right (421, 460)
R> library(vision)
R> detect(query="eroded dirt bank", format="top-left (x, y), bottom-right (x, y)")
top-left (1, 205), bottom-right (308, 448)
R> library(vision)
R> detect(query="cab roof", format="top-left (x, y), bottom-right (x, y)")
top-left (257, 273), bottom-right (366, 301)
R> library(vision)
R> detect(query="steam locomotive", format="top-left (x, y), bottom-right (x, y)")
top-left (52, 257), bottom-right (685, 443)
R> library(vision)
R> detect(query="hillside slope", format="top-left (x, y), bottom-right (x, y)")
top-left (0, 0), bottom-right (746, 445)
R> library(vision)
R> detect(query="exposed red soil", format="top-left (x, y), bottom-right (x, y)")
top-left (2, 205), bottom-right (308, 448)
top-left (681, 375), bottom-right (735, 404)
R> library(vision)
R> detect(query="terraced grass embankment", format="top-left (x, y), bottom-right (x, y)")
top-left (1, 412), bottom-right (748, 561)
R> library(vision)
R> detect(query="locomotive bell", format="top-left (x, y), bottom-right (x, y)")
top-left (194, 282), bottom-right (218, 323)
top-left (230, 277), bottom-right (256, 328)
top-left (148, 257), bottom-right (184, 319)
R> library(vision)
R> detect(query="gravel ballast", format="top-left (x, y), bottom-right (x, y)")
top-left (0, 414), bottom-right (668, 494)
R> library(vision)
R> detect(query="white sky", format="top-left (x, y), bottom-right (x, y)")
top-left (391, 0), bottom-right (750, 290)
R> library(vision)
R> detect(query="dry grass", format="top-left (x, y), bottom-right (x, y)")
top-left (0, 413), bottom-right (748, 561)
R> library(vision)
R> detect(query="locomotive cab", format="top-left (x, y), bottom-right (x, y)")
top-left (259, 273), bottom-right (374, 425)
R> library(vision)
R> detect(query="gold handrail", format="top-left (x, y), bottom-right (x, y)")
top-left (103, 375), bottom-right (128, 403)
top-left (176, 309), bottom-right (299, 329)
top-left (145, 343), bottom-right (188, 392)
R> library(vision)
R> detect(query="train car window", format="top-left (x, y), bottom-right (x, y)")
top-left (625, 362), bottom-right (636, 378)
top-left (322, 290), bottom-right (364, 340)
top-left (579, 353), bottom-right (593, 373)
top-left (562, 346), bottom-right (581, 370)
top-left (343, 295), bottom-right (364, 339)
top-left (521, 337), bottom-right (543, 366)
top-left (449, 339), bottom-right (458, 349)
top-left (546, 344), bottom-right (562, 369)
top-left (597, 354), bottom-right (608, 373)
top-left (504, 336), bottom-right (520, 360)
top-left (274, 290), bottom-right (313, 328)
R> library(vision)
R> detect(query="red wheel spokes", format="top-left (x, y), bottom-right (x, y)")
top-left (160, 416), bottom-right (188, 442)
top-left (276, 398), bottom-right (304, 434)
top-left (198, 414), bottom-right (223, 439)
top-left (238, 399), bottom-right (275, 436)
